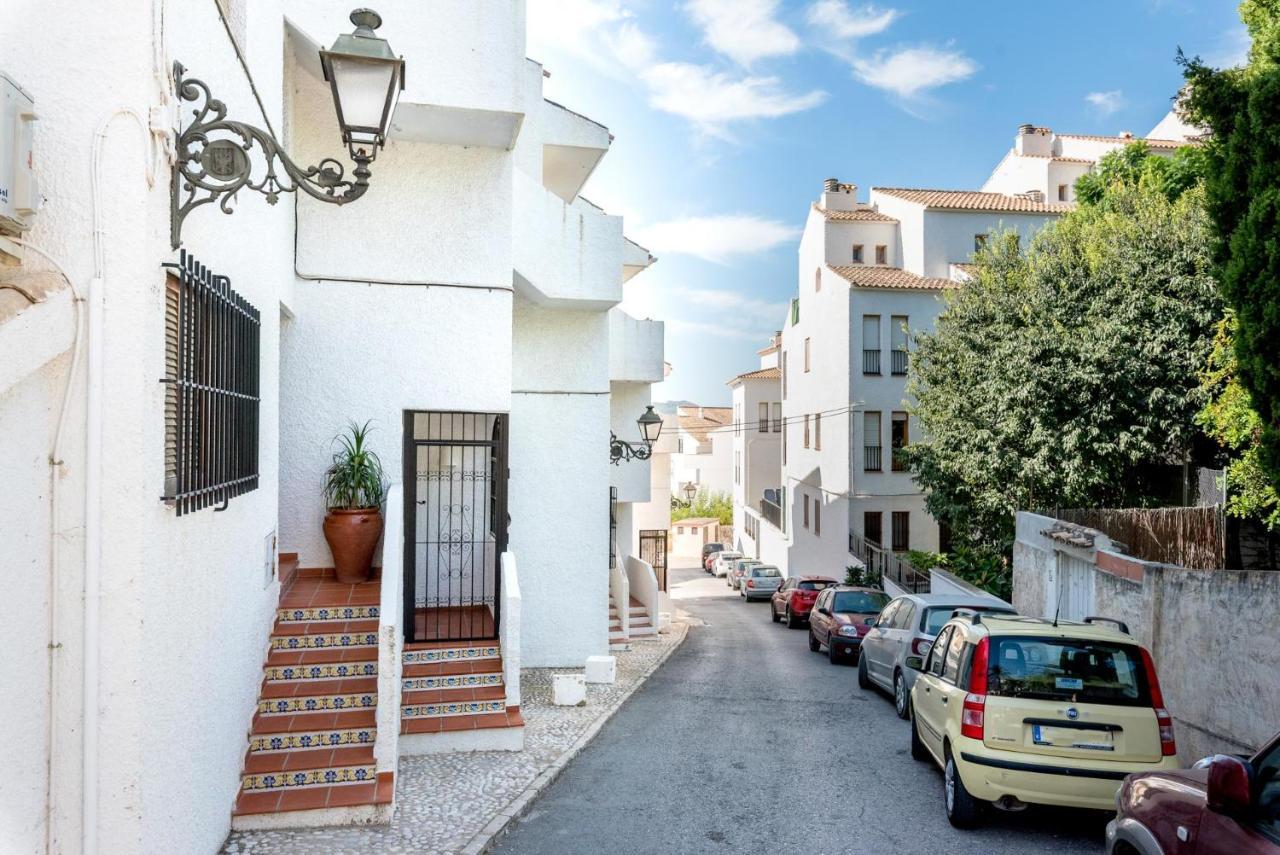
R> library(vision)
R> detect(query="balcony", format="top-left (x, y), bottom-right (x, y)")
top-left (760, 497), bottom-right (785, 534)
top-left (513, 171), bottom-right (624, 309)
top-left (540, 98), bottom-right (611, 203)
top-left (609, 309), bottom-right (665, 384)
top-left (864, 445), bottom-right (882, 471)
top-left (891, 349), bottom-right (909, 376)
top-left (863, 349), bottom-right (881, 374)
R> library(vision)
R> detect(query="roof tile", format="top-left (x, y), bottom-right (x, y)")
top-left (827, 265), bottom-right (954, 290)
top-left (872, 187), bottom-right (1074, 213)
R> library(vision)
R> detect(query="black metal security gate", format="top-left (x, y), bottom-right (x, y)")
top-left (403, 411), bottom-right (508, 643)
top-left (639, 529), bottom-right (668, 591)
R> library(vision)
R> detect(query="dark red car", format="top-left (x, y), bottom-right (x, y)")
top-left (1107, 729), bottom-right (1280, 854)
top-left (807, 586), bottom-right (890, 664)
top-left (770, 575), bottom-right (837, 628)
top-left (701, 542), bottom-right (724, 573)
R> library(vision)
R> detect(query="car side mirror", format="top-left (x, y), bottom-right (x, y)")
top-left (1207, 755), bottom-right (1252, 815)
top-left (904, 655), bottom-right (925, 672)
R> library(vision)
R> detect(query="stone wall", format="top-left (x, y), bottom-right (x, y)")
top-left (1014, 511), bottom-right (1280, 763)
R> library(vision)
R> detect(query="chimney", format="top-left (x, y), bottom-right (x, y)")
top-left (1015, 123), bottom-right (1053, 157)
top-left (821, 177), bottom-right (856, 211)
top-left (1019, 189), bottom-right (1045, 203)
top-left (1119, 130), bottom-right (1134, 140)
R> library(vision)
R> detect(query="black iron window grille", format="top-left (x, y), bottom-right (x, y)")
top-left (863, 349), bottom-right (881, 374)
top-left (609, 486), bottom-right (618, 569)
top-left (864, 445), bottom-right (883, 471)
top-left (891, 348), bottom-right (909, 375)
top-left (162, 250), bottom-right (261, 515)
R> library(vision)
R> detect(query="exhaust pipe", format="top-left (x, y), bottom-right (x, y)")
top-left (993, 795), bottom-right (1029, 812)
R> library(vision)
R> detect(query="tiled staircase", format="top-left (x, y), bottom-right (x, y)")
top-left (231, 564), bottom-right (393, 827)
top-left (399, 638), bottom-right (524, 751)
top-left (608, 596), bottom-right (655, 648)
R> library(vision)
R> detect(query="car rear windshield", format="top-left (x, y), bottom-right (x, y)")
top-left (752, 567), bottom-right (781, 577)
top-left (797, 581), bottom-right (833, 591)
top-left (921, 606), bottom-right (1014, 636)
top-left (833, 591), bottom-right (890, 613)
top-left (706, 544), bottom-right (724, 552)
top-left (985, 636), bottom-right (1151, 706)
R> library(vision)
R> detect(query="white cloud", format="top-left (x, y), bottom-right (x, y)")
top-left (1085, 89), bottom-right (1125, 115)
top-left (806, 0), bottom-right (899, 40)
top-left (631, 214), bottom-right (800, 264)
top-left (685, 0), bottom-right (800, 66)
top-left (640, 64), bottom-right (826, 134)
top-left (1203, 26), bottom-right (1251, 69)
top-left (528, 0), bottom-right (632, 71)
top-left (682, 288), bottom-right (790, 323)
top-left (851, 46), bottom-right (977, 98)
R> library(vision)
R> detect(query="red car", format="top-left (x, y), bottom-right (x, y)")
top-left (770, 575), bottom-right (838, 628)
top-left (806, 586), bottom-right (890, 664)
top-left (1107, 729), bottom-right (1280, 854)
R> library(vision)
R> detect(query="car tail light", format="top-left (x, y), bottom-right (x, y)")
top-left (912, 638), bottom-right (933, 657)
top-left (1140, 647), bottom-right (1177, 756)
top-left (746, 580), bottom-right (755, 588)
top-left (960, 637), bottom-right (989, 740)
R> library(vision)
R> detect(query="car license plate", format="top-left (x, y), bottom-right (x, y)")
top-left (1032, 725), bottom-right (1114, 751)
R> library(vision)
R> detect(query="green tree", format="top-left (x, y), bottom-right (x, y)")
top-left (671, 488), bottom-right (733, 525)
top-left (907, 150), bottom-right (1220, 553)
top-left (1181, 0), bottom-right (1280, 499)
top-left (1197, 313), bottom-right (1280, 527)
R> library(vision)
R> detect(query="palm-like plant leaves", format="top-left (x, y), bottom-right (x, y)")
top-left (324, 420), bottom-right (387, 510)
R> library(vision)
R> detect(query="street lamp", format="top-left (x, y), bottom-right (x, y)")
top-left (683, 482), bottom-right (697, 504)
top-left (171, 8), bottom-right (406, 248)
top-left (610, 406), bottom-right (663, 465)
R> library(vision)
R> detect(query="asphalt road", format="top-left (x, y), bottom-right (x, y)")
top-left (494, 565), bottom-right (1106, 855)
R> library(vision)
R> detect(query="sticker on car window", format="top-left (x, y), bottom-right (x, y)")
top-left (1055, 677), bottom-right (1084, 691)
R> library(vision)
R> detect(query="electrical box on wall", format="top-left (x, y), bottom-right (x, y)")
top-left (0, 71), bottom-right (40, 235)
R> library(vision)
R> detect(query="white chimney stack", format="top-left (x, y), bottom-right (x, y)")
top-left (820, 177), bottom-right (857, 211)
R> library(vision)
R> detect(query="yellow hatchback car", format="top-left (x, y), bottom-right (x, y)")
top-left (906, 611), bottom-right (1181, 828)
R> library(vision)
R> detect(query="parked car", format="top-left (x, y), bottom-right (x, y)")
top-left (701, 542), bottom-right (724, 572)
top-left (1107, 729), bottom-right (1280, 854)
top-left (711, 551), bottom-right (742, 578)
top-left (728, 558), bottom-right (763, 590)
top-left (770, 576), bottom-right (838, 628)
top-left (859, 594), bottom-right (1017, 719)
top-left (906, 612), bottom-right (1182, 828)
top-left (807, 587), bottom-right (890, 664)
top-left (740, 565), bottom-right (783, 601)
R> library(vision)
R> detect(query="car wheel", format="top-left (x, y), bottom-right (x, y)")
top-left (944, 751), bottom-right (984, 829)
top-left (827, 639), bottom-right (841, 664)
top-left (770, 603), bottom-right (780, 623)
top-left (894, 671), bottom-right (910, 720)
top-left (910, 707), bottom-right (929, 762)
top-left (785, 607), bottom-right (800, 629)
top-left (857, 653), bottom-right (873, 689)
top-left (808, 630), bottom-right (820, 652)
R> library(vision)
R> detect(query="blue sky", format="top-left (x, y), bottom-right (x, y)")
top-left (526, 0), bottom-right (1248, 405)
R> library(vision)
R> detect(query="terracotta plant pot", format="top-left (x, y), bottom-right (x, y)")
top-left (323, 508), bottom-right (384, 584)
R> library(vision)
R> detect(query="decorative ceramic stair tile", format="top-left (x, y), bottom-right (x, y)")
top-left (402, 699), bottom-right (506, 719)
top-left (402, 671), bottom-right (503, 692)
top-left (401, 644), bottom-right (500, 665)
top-left (234, 568), bottom-right (392, 824)
top-left (277, 605), bottom-right (379, 623)
top-left (398, 641), bottom-right (523, 742)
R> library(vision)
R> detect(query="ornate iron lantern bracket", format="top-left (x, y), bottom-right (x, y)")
top-left (610, 432), bottom-right (656, 465)
top-left (170, 62), bottom-right (372, 249)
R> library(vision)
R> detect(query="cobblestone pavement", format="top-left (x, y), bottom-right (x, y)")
top-left (223, 623), bottom-right (688, 855)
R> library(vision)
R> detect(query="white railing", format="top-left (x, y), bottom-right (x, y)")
top-left (375, 483), bottom-right (404, 775)
top-left (609, 545), bottom-right (630, 639)
top-left (624, 554), bottom-right (659, 630)
top-left (500, 552), bottom-right (521, 710)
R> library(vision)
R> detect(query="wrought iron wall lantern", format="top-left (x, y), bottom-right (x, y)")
top-left (610, 406), bottom-right (663, 465)
top-left (170, 8), bottom-right (405, 248)
top-left (682, 482), bottom-right (697, 503)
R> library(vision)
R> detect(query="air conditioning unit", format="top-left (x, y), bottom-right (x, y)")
top-left (0, 71), bottom-right (40, 235)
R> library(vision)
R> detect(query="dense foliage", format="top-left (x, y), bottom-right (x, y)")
top-left (907, 548), bottom-right (1012, 603)
top-left (1181, 0), bottom-right (1280, 511)
top-left (1197, 313), bottom-right (1280, 527)
top-left (906, 147), bottom-right (1221, 554)
top-left (671, 489), bottom-right (733, 525)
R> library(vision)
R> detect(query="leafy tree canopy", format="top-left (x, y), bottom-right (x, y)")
top-left (907, 149), bottom-right (1220, 553)
top-left (671, 489), bottom-right (732, 525)
top-left (1181, 0), bottom-right (1280, 498)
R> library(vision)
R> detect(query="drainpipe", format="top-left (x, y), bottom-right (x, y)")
top-left (82, 274), bottom-right (103, 855)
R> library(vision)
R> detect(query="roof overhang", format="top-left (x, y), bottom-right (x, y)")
top-left (622, 238), bottom-right (657, 282)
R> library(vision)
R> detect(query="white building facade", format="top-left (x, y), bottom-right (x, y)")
top-left (668, 405), bottom-right (734, 499)
top-left (1, 1), bottom-right (663, 850)
top-left (728, 336), bottom-right (782, 562)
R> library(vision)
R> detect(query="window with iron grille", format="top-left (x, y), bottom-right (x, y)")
top-left (891, 411), bottom-right (909, 471)
top-left (892, 511), bottom-right (910, 552)
top-left (864, 511), bottom-right (882, 546)
top-left (891, 315), bottom-right (909, 375)
top-left (163, 250), bottom-right (261, 515)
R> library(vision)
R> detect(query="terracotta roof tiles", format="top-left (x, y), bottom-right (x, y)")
top-left (827, 265), bottom-right (954, 291)
top-left (812, 203), bottom-right (898, 223)
top-left (872, 187), bottom-right (1074, 214)
top-left (727, 367), bottom-right (781, 385)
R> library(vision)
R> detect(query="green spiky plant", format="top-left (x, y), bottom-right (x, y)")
top-left (324, 421), bottom-right (387, 510)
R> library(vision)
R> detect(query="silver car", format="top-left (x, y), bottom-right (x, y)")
top-left (857, 593), bottom-right (1016, 719)
top-left (728, 558), bottom-right (763, 590)
top-left (740, 565), bottom-right (782, 600)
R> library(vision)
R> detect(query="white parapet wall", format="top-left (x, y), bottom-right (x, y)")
top-left (624, 554), bottom-right (660, 629)
top-left (500, 551), bottom-right (521, 710)
top-left (376, 484), bottom-right (404, 778)
top-left (609, 551), bottom-right (630, 639)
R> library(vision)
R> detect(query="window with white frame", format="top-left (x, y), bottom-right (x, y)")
top-left (758, 402), bottom-right (768, 433)
top-left (772, 402), bottom-right (782, 433)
